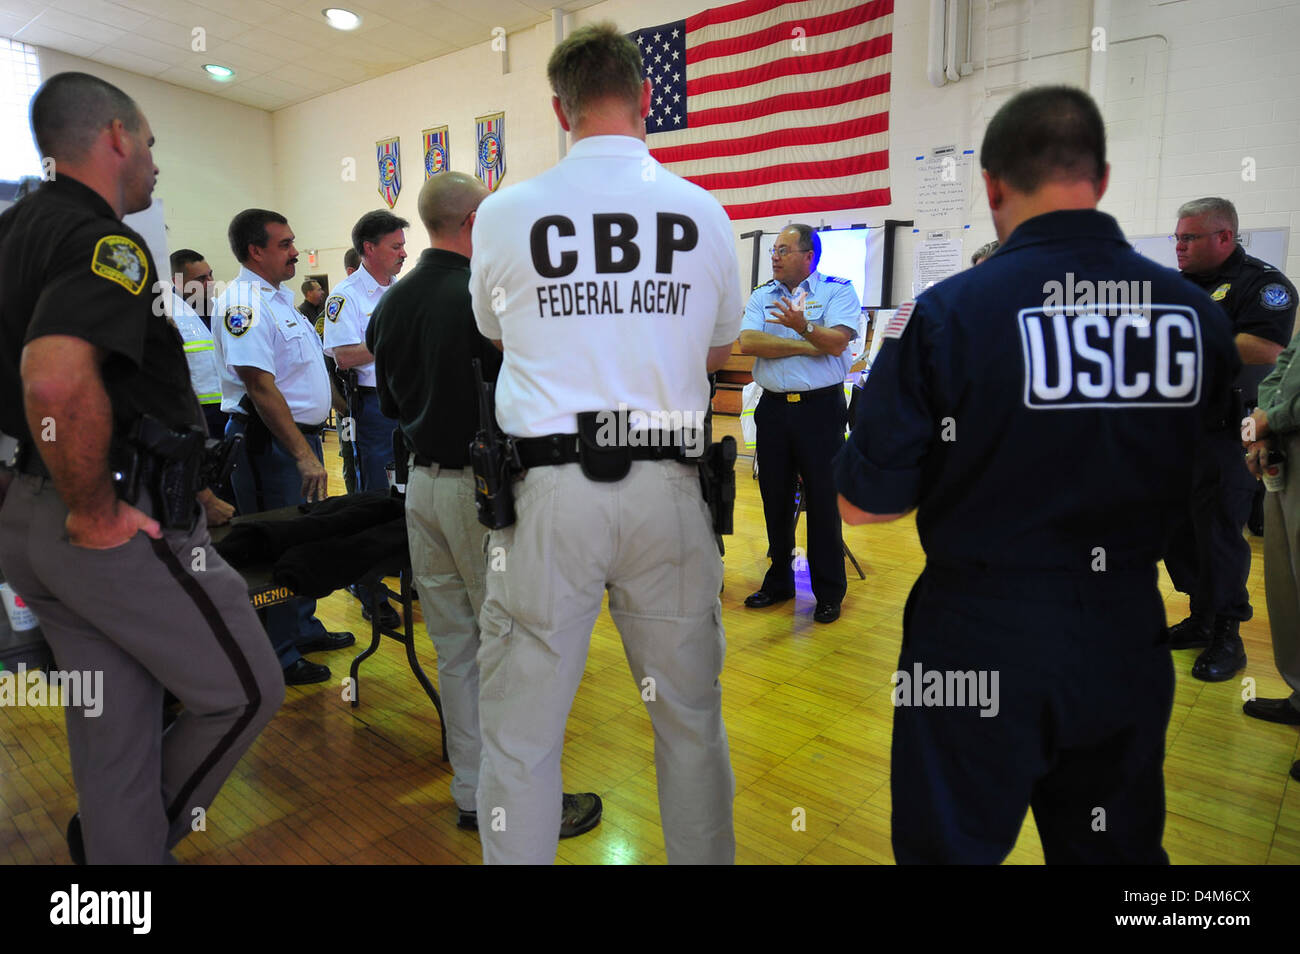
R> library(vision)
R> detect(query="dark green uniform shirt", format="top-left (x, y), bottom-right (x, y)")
top-left (366, 247), bottom-right (502, 467)
top-left (0, 176), bottom-right (201, 446)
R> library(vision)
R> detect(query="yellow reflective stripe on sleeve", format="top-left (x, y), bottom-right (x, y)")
top-left (196, 392), bottom-right (222, 403)
top-left (183, 341), bottom-right (215, 353)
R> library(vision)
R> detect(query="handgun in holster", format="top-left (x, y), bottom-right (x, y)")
top-left (113, 414), bottom-right (243, 531)
top-left (697, 436), bottom-right (738, 537)
top-left (469, 358), bottom-right (518, 530)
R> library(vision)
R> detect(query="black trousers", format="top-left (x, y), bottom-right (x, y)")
top-left (754, 385), bottom-right (847, 604)
top-left (1164, 430), bottom-right (1255, 623)
top-left (891, 568), bottom-right (1173, 864)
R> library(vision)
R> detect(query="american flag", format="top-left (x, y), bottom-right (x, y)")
top-left (880, 300), bottom-right (913, 339)
top-left (629, 0), bottom-right (892, 221)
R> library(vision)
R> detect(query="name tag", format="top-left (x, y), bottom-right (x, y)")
top-left (1018, 305), bottom-right (1202, 409)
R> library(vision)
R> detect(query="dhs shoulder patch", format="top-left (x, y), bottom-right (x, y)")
top-left (325, 295), bottom-right (345, 321)
top-left (1211, 283), bottom-right (1230, 302)
top-left (224, 305), bottom-right (254, 337)
top-left (91, 235), bottom-right (149, 295)
top-left (1261, 283), bottom-right (1293, 311)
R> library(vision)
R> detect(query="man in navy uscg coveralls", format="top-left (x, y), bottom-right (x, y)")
top-left (835, 86), bottom-right (1239, 864)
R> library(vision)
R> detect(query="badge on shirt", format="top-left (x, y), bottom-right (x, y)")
top-left (224, 305), bottom-right (253, 337)
top-left (91, 235), bottom-right (148, 296)
top-left (1211, 283), bottom-right (1230, 302)
top-left (325, 295), bottom-right (345, 321)
top-left (1261, 283), bottom-right (1292, 311)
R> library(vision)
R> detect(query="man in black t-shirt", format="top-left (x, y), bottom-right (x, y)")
top-left (0, 72), bottom-right (282, 864)
top-left (367, 170), bottom-right (600, 839)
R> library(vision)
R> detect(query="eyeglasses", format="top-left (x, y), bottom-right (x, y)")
top-left (768, 245), bottom-right (809, 258)
top-left (1171, 231), bottom-right (1225, 245)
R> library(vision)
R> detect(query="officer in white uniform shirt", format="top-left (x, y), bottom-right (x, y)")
top-left (469, 22), bottom-right (741, 865)
top-left (213, 208), bottom-right (354, 686)
top-left (321, 209), bottom-right (408, 630)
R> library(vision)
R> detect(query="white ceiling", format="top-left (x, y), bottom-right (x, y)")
top-left (2, 0), bottom-right (602, 111)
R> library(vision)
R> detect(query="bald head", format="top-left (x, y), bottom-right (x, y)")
top-left (31, 72), bottom-right (141, 162)
top-left (418, 171), bottom-right (487, 238)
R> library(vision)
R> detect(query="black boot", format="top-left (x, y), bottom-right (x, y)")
top-left (1192, 618), bottom-right (1247, 682)
top-left (1167, 614), bottom-right (1212, 650)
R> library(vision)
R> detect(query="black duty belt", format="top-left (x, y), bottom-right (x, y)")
top-left (513, 433), bottom-right (687, 470)
top-left (412, 453), bottom-right (461, 470)
top-left (355, 385), bottom-right (377, 396)
top-left (765, 382), bottom-right (843, 404)
top-left (229, 412), bottom-right (324, 437)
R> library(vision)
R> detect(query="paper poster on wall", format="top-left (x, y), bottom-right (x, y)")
top-left (911, 228), bottom-right (963, 297)
top-left (914, 145), bottom-right (973, 223)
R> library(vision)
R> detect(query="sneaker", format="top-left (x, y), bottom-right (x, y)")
top-left (559, 792), bottom-right (602, 838)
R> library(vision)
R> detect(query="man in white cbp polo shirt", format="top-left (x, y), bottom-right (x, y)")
top-left (213, 208), bottom-right (354, 686)
top-left (323, 209), bottom-right (408, 630)
top-left (469, 22), bottom-right (742, 865)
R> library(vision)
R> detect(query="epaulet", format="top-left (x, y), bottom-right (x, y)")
top-left (823, 275), bottom-right (852, 285)
top-left (753, 278), bottom-right (778, 291)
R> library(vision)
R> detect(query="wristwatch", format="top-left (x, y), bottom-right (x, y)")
top-left (799, 319), bottom-right (813, 335)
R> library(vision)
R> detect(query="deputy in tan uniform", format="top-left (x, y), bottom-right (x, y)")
top-left (0, 72), bottom-right (283, 864)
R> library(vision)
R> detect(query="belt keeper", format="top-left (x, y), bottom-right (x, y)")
top-left (786, 393), bottom-right (802, 403)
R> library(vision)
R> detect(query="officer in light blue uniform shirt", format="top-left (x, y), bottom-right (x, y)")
top-left (738, 224), bottom-right (860, 624)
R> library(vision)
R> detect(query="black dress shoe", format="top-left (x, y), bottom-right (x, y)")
top-left (283, 658), bottom-right (331, 685)
top-left (1243, 696), bottom-right (1300, 725)
top-left (744, 589), bottom-right (793, 609)
top-left (1167, 615), bottom-right (1212, 650)
top-left (457, 809), bottom-right (478, 831)
top-left (66, 813), bottom-right (86, 866)
top-left (297, 631), bottom-right (355, 654)
top-left (559, 792), bottom-right (602, 838)
top-left (1192, 619), bottom-right (1246, 682)
top-left (362, 600), bottom-right (402, 630)
top-left (1291, 761), bottom-right (1300, 783)
top-left (813, 601), bottom-right (841, 624)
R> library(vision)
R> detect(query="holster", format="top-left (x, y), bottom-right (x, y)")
top-left (698, 436), bottom-right (737, 536)
top-left (236, 395), bottom-right (273, 455)
top-left (119, 414), bottom-right (215, 531)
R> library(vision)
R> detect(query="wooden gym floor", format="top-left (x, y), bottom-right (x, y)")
top-left (2, 416), bottom-right (1300, 865)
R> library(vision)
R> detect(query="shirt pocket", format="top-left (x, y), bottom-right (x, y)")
top-left (276, 315), bottom-right (315, 365)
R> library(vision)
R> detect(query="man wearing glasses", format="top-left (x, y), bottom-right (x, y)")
top-left (1165, 197), bottom-right (1297, 681)
top-left (738, 225), bottom-right (860, 624)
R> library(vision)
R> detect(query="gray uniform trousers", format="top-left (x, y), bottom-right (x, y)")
top-left (404, 463), bottom-right (486, 814)
top-left (1264, 432), bottom-right (1300, 711)
top-left (0, 474), bottom-right (284, 863)
top-left (476, 460), bottom-right (735, 864)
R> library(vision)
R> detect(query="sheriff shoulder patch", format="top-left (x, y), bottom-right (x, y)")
top-left (224, 305), bottom-right (254, 337)
top-left (1211, 283), bottom-right (1230, 302)
top-left (325, 295), bottom-right (345, 321)
top-left (91, 235), bottom-right (148, 295)
top-left (1261, 283), bottom-right (1293, 311)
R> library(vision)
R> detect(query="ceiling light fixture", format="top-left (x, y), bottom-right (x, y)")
top-left (323, 8), bottom-right (362, 30)
top-left (203, 64), bottom-right (235, 80)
